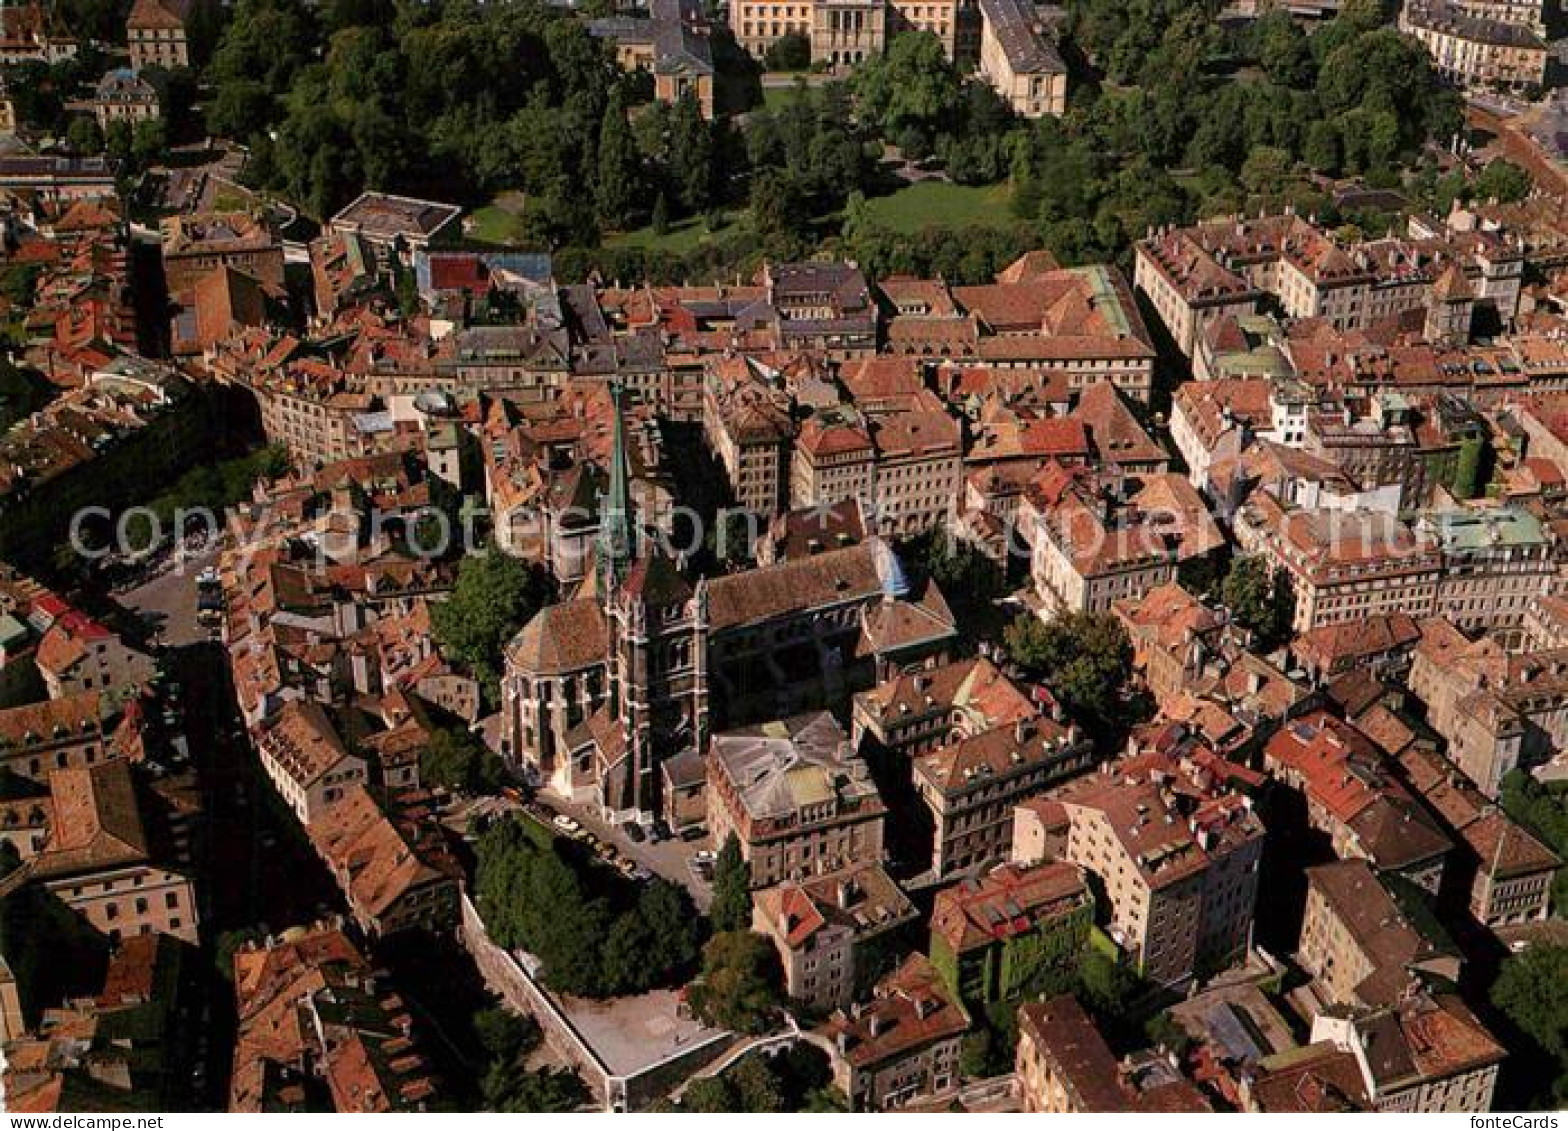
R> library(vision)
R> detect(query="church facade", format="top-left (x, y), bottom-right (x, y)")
top-left (500, 387), bottom-right (959, 821)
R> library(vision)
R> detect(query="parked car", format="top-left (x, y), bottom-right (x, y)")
top-left (623, 822), bottom-right (646, 844)
top-left (552, 813), bottom-right (581, 835)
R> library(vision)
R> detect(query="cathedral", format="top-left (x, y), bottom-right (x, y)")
top-left (500, 384), bottom-right (959, 822)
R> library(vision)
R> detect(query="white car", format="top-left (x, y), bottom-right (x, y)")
top-left (552, 814), bottom-right (582, 835)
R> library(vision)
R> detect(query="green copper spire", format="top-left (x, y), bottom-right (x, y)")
top-left (597, 379), bottom-right (635, 592)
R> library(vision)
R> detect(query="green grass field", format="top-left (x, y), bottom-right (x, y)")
top-left (604, 210), bottom-right (746, 253)
top-left (859, 179), bottom-right (1015, 233)
top-left (466, 202), bottom-right (529, 247)
top-left (760, 83), bottom-right (809, 113)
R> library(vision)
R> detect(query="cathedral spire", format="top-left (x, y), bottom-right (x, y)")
top-left (597, 379), bottom-right (635, 593)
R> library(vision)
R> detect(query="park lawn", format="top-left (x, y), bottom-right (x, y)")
top-left (761, 82), bottom-right (809, 113)
top-left (466, 202), bottom-right (530, 247)
top-left (860, 180), bottom-right (1016, 233)
top-left (605, 211), bottom-right (747, 253)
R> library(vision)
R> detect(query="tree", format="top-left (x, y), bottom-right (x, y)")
top-left (669, 88), bottom-right (714, 213)
top-left (1491, 945), bottom-right (1568, 1105)
top-left (485, 1065), bottom-right (589, 1112)
top-left (1255, 8), bottom-right (1314, 87)
top-left (1472, 159), bottom-right (1532, 205)
top-left (710, 833), bottom-right (752, 932)
top-left (762, 32), bottom-right (811, 72)
top-left (1451, 437), bottom-right (1490, 500)
top-left (1221, 555), bottom-right (1293, 650)
top-left (596, 88), bottom-right (643, 228)
top-left (1303, 119), bottom-right (1341, 175)
top-left (474, 1004), bottom-right (542, 1067)
top-left (430, 548), bottom-right (545, 702)
top-left (727, 1055), bottom-right (785, 1111)
top-left (959, 1029), bottom-right (994, 1079)
top-left (1002, 611), bottom-right (1135, 735)
top-left (421, 724), bottom-right (507, 794)
top-left (687, 931), bottom-right (782, 1034)
top-left (66, 115), bottom-right (103, 156)
top-left (131, 117), bottom-right (169, 168)
top-left (850, 31), bottom-right (963, 141)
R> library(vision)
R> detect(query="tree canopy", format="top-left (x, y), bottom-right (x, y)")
top-left (686, 930), bottom-right (783, 1034)
top-left (710, 833), bottom-right (752, 933)
top-left (1220, 555), bottom-right (1295, 651)
top-left (430, 548), bottom-right (548, 702)
top-left (1003, 611), bottom-right (1136, 738)
top-left (474, 816), bottom-right (703, 997)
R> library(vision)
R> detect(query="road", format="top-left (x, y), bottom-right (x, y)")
top-left (117, 546), bottom-right (220, 647)
top-left (532, 792), bottom-right (717, 912)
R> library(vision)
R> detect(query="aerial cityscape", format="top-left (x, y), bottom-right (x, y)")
top-left (3, 0), bottom-right (1568, 1115)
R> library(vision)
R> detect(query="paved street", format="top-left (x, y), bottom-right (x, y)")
top-left (534, 792), bottom-right (717, 912)
top-left (117, 546), bottom-right (220, 647)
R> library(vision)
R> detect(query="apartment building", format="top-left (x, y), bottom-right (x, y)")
top-left (230, 925), bottom-right (442, 1112)
top-left (1135, 213), bottom-right (1523, 358)
top-left (1025, 483), bottom-right (1179, 616)
top-left (1408, 618), bottom-right (1568, 796)
top-left (702, 358), bottom-right (793, 518)
top-left (35, 612), bottom-right (156, 700)
top-left (127, 0), bottom-right (193, 70)
top-left (1310, 994), bottom-right (1505, 1113)
top-left (1048, 754), bottom-right (1265, 987)
top-left (1264, 711), bottom-right (1453, 890)
top-left (976, 0), bottom-right (1066, 117)
top-left (752, 861), bottom-right (917, 1012)
top-left (1401, 0), bottom-right (1547, 90)
top-left (1298, 858), bottom-right (1461, 1010)
top-left (1419, 506), bottom-right (1558, 647)
top-left (0, 692), bottom-right (111, 783)
top-left (1394, 742), bottom-right (1560, 925)
top-left (818, 953), bottom-right (969, 1111)
top-left (928, 860), bottom-right (1092, 1007)
top-left (1233, 490), bottom-right (1441, 633)
top-left (2, 760), bottom-right (199, 946)
top-left (1017, 995), bottom-right (1210, 1112)
top-left (254, 699), bottom-right (369, 827)
top-left (864, 393), bottom-right (962, 537)
top-left (851, 654), bottom-right (1036, 764)
top-left (708, 711), bottom-right (887, 888)
top-left (913, 715), bottom-right (1094, 878)
top-left (307, 786), bottom-right (460, 937)
top-left (792, 406), bottom-right (877, 515)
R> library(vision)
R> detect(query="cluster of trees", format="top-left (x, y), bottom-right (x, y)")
top-left (674, 1046), bottom-right (845, 1112)
top-left (1003, 610), bottom-right (1141, 743)
top-left (850, 33), bottom-right (1016, 183)
top-left (1490, 944), bottom-right (1568, 1108)
top-left (686, 930), bottom-right (784, 1034)
top-left (420, 722), bottom-right (509, 795)
top-left (208, 0), bottom-right (732, 231)
top-left (430, 547), bottom-right (550, 704)
top-left (475, 816), bottom-right (704, 997)
top-left (1003, 0), bottom-right (1463, 265)
top-left (1499, 771), bottom-right (1568, 912)
top-left (743, 82), bottom-right (873, 255)
top-left (1220, 555), bottom-right (1296, 652)
top-left (474, 1005), bottom-right (589, 1112)
top-left (119, 445), bottom-right (289, 553)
